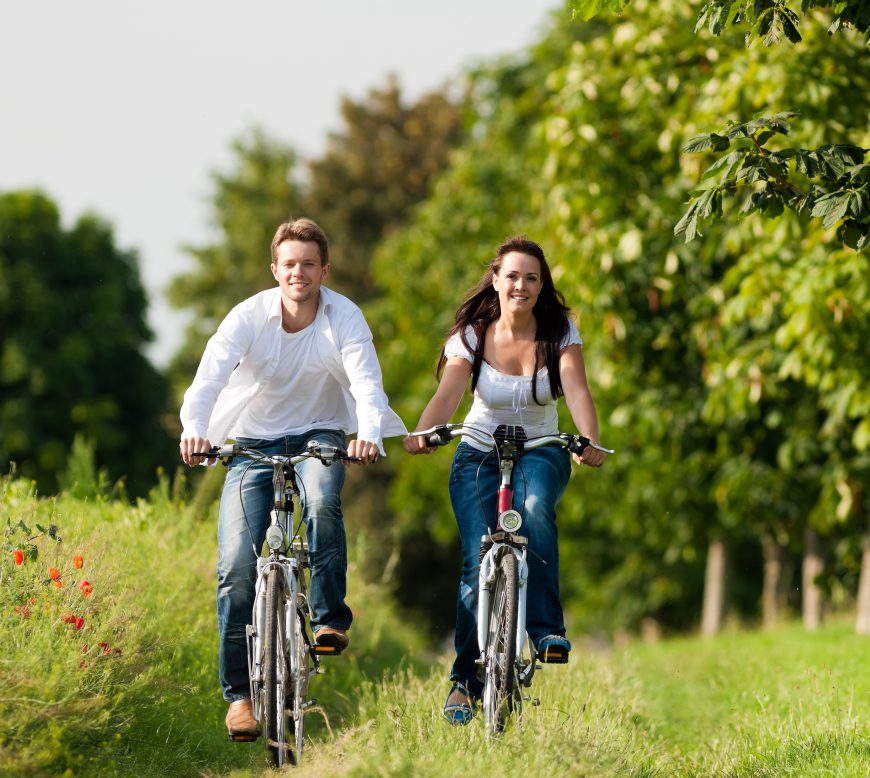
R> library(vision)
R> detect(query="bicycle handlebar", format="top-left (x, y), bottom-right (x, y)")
top-left (409, 423), bottom-right (614, 456)
top-left (191, 441), bottom-right (364, 465)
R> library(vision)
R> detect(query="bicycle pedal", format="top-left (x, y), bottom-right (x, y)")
top-left (312, 644), bottom-right (344, 656)
top-left (227, 732), bottom-right (259, 743)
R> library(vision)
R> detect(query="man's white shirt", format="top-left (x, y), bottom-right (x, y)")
top-left (180, 286), bottom-right (406, 453)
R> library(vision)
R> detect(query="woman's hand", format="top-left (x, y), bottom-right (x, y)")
top-left (573, 444), bottom-right (607, 468)
top-left (403, 434), bottom-right (435, 455)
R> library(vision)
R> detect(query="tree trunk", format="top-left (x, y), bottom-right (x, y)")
top-left (701, 538), bottom-right (727, 638)
top-left (761, 533), bottom-right (788, 630)
top-left (802, 527), bottom-right (823, 630)
top-left (856, 516), bottom-right (870, 636)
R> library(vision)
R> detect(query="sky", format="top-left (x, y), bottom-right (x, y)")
top-left (1, 0), bottom-right (560, 367)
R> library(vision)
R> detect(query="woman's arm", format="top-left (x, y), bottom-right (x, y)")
top-left (403, 358), bottom-right (472, 454)
top-left (559, 344), bottom-right (607, 467)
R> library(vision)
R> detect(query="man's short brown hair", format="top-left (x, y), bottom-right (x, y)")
top-left (270, 218), bottom-right (329, 265)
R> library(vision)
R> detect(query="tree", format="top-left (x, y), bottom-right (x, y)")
top-left (572, 1), bottom-right (870, 248)
top-left (306, 75), bottom-right (465, 303)
top-left (0, 191), bottom-right (176, 495)
top-left (567, 0), bottom-right (870, 633)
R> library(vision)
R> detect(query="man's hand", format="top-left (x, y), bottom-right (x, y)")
top-left (346, 438), bottom-right (380, 465)
top-left (180, 436), bottom-right (215, 467)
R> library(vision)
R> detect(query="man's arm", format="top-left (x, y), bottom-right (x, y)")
top-left (179, 307), bottom-right (254, 466)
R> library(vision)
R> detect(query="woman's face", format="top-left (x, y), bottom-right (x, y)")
top-left (492, 251), bottom-right (543, 316)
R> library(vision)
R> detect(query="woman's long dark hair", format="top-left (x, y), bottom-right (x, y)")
top-left (437, 236), bottom-right (571, 404)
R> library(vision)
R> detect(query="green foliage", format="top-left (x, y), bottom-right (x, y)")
top-left (696, 0), bottom-right (870, 45)
top-left (0, 191), bottom-right (176, 496)
top-left (573, 0), bottom-right (870, 44)
top-left (678, 112), bottom-right (870, 248)
top-left (570, 0), bottom-right (630, 20)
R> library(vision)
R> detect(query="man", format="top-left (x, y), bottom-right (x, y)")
top-left (179, 218), bottom-right (406, 739)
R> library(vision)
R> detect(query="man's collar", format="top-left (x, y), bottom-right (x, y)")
top-left (267, 285), bottom-right (333, 321)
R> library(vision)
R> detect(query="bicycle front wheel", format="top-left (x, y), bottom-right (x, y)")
top-left (482, 548), bottom-right (518, 735)
top-left (289, 598), bottom-right (311, 762)
top-left (263, 567), bottom-right (291, 767)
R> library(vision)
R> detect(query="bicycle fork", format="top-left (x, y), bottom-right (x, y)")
top-left (247, 552), bottom-right (298, 722)
top-left (476, 540), bottom-right (529, 660)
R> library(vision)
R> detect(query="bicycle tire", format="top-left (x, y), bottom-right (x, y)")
top-left (482, 548), bottom-right (518, 735)
top-left (263, 568), bottom-right (291, 767)
top-left (289, 591), bottom-right (310, 761)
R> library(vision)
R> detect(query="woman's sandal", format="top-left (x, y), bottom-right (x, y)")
top-left (442, 681), bottom-right (474, 725)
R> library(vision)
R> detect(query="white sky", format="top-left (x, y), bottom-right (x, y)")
top-left (0, 0), bottom-right (560, 366)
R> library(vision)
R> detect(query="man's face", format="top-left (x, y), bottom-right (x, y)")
top-left (271, 240), bottom-right (329, 305)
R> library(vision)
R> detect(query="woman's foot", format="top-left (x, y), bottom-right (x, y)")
top-left (443, 681), bottom-right (474, 725)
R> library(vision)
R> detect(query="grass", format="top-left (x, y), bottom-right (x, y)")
top-left (2, 472), bottom-right (868, 776)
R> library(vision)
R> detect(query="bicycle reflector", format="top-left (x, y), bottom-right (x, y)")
top-left (499, 509), bottom-right (523, 533)
top-left (265, 525), bottom-right (284, 551)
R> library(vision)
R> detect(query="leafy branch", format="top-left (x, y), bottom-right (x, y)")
top-left (676, 112), bottom-right (869, 249)
top-left (571, 0), bottom-right (870, 44)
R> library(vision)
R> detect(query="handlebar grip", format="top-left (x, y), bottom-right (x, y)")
top-left (567, 437), bottom-right (590, 456)
top-left (423, 425), bottom-right (454, 447)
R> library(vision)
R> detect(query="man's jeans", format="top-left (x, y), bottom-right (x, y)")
top-left (216, 429), bottom-right (351, 701)
top-left (448, 442), bottom-right (571, 697)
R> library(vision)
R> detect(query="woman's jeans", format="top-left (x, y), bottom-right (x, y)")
top-left (448, 442), bottom-right (571, 697)
top-left (217, 429), bottom-right (351, 701)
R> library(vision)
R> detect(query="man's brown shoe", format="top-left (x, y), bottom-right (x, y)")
top-left (225, 699), bottom-right (258, 741)
top-left (313, 625), bottom-right (349, 655)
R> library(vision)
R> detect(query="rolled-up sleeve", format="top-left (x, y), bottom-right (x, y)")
top-left (338, 309), bottom-right (400, 452)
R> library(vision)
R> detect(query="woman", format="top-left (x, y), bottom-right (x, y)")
top-left (403, 236), bottom-right (607, 725)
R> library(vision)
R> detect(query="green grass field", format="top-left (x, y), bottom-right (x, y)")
top-left (2, 476), bottom-right (868, 777)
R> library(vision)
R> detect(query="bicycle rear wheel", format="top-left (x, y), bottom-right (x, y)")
top-left (482, 548), bottom-right (518, 735)
top-left (263, 568), bottom-right (292, 767)
top-left (289, 597), bottom-right (310, 762)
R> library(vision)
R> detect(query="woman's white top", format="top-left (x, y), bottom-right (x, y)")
top-left (444, 321), bottom-right (582, 451)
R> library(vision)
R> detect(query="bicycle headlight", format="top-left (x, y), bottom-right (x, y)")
top-left (499, 509), bottom-right (523, 533)
top-left (265, 525), bottom-right (284, 551)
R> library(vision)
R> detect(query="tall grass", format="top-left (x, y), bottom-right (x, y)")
top-left (0, 471), bottom-right (430, 777)
top-left (2, 471), bottom-right (868, 776)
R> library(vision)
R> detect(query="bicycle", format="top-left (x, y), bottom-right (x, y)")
top-left (197, 440), bottom-right (361, 767)
top-left (408, 423), bottom-right (613, 735)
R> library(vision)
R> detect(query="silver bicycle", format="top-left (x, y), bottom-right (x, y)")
top-left (410, 423), bottom-right (613, 735)
top-left (202, 441), bottom-right (360, 767)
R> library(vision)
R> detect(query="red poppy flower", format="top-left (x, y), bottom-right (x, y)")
top-left (13, 550), bottom-right (24, 566)
top-left (52, 579), bottom-right (63, 589)
top-left (74, 617), bottom-right (84, 630)
top-left (80, 580), bottom-right (93, 598)
top-left (99, 642), bottom-right (111, 655)
top-left (73, 555), bottom-right (84, 569)
top-left (49, 567), bottom-right (61, 580)
top-left (62, 613), bottom-right (77, 624)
